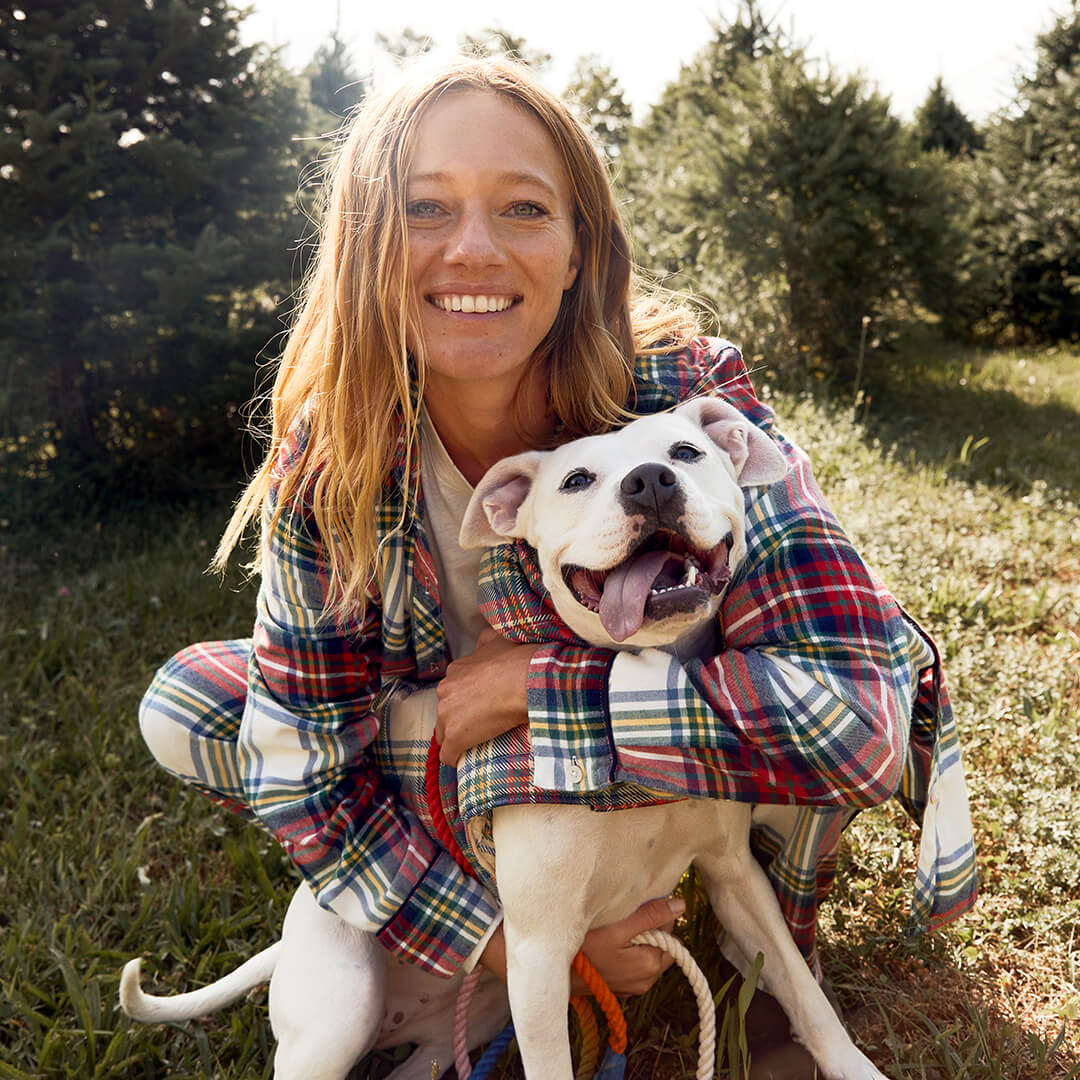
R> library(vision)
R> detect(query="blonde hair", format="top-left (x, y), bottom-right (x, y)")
top-left (213, 57), bottom-right (698, 620)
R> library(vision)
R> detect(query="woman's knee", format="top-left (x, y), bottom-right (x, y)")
top-left (138, 640), bottom-right (249, 782)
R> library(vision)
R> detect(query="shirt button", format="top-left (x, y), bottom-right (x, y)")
top-left (569, 763), bottom-right (584, 785)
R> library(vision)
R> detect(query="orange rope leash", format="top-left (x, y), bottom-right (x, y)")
top-left (570, 995), bottom-right (600, 1080)
top-left (572, 953), bottom-right (627, 1055)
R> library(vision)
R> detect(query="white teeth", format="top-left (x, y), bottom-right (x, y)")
top-left (432, 294), bottom-right (514, 313)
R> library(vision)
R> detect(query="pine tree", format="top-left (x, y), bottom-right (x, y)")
top-left (0, 1), bottom-right (307, 498)
top-left (306, 31), bottom-right (365, 118)
top-left (960, 1), bottom-right (1080, 339)
top-left (622, 5), bottom-right (957, 369)
top-left (564, 55), bottom-right (633, 162)
top-left (375, 28), bottom-right (434, 62)
top-left (915, 77), bottom-right (984, 158)
top-left (459, 27), bottom-right (551, 71)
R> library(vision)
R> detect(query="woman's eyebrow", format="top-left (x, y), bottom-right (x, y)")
top-left (408, 170), bottom-right (560, 198)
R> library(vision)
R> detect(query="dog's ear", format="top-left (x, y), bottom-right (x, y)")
top-left (459, 452), bottom-right (544, 549)
top-left (677, 397), bottom-right (789, 487)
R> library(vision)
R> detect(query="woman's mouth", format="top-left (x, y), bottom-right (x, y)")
top-left (428, 294), bottom-right (521, 313)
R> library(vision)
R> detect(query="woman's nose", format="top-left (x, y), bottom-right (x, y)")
top-left (445, 205), bottom-right (503, 265)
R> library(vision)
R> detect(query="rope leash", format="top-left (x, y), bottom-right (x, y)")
top-left (425, 735), bottom-right (716, 1079)
top-left (630, 930), bottom-right (716, 1080)
top-left (570, 995), bottom-right (601, 1080)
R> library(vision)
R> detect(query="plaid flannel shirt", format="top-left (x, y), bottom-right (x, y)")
top-left (239, 337), bottom-right (977, 978)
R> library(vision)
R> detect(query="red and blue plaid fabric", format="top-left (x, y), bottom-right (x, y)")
top-left (193, 337), bottom-right (974, 978)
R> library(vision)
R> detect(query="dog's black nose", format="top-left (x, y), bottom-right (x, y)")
top-left (619, 463), bottom-right (678, 514)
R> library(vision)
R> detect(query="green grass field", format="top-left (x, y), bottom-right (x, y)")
top-left (2, 329), bottom-right (1078, 1079)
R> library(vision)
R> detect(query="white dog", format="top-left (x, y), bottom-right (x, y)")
top-left (121, 397), bottom-right (885, 1080)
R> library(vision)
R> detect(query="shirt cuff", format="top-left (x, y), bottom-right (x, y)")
top-left (526, 642), bottom-right (615, 792)
top-left (376, 849), bottom-right (501, 978)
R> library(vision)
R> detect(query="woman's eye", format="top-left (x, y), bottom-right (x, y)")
top-left (406, 200), bottom-right (442, 219)
top-left (670, 443), bottom-right (704, 463)
top-left (508, 201), bottom-right (546, 218)
top-left (560, 469), bottom-right (595, 492)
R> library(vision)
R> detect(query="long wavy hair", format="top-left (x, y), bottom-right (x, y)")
top-left (213, 57), bottom-right (698, 621)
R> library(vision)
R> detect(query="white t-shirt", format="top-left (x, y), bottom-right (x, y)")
top-left (417, 406), bottom-right (488, 660)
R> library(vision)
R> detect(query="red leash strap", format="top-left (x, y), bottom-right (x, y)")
top-left (425, 733), bottom-right (628, 1055)
top-left (425, 734), bottom-right (475, 878)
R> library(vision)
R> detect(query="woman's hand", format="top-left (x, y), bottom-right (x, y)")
top-left (477, 896), bottom-right (685, 996)
top-left (575, 896), bottom-right (685, 995)
top-left (435, 628), bottom-right (537, 765)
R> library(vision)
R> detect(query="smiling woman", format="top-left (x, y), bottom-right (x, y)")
top-left (131, 55), bottom-right (977, 1080)
top-left (404, 89), bottom-right (582, 483)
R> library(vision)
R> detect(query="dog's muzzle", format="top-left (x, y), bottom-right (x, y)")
top-left (561, 527), bottom-right (732, 642)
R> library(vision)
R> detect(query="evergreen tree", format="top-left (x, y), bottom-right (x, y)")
top-left (633, 0), bottom-right (778, 147)
top-left (623, 8), bottom-right (958, 369)
top-left (0, 1), bottom-right (307, 499)
top-left (915, 77), bottom-right (983, 157)
top-left (375, 28), bottom-right (434, 62)
top-left (564, 55), bottom-right (633, 163)
top-left (306, 31), bottom-right (365, 118)
top-left (960, 2), bottom-right (1080, 340)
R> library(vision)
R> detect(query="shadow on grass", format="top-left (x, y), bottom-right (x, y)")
top-left (862, 378), bottom-right (1079, 500)
top-left (792, 327), bottom-right (1080, 499)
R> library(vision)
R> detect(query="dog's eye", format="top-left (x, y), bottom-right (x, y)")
top-left (560, 469), bottom-right (595, 492)
top-left (670, 442), bottom-right (704, 463)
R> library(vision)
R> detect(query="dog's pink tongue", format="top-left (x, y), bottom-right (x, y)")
top-left (599, 549), bottom-right (671, 642)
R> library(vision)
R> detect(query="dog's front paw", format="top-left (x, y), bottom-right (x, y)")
top-left (823, 1048), bottom-right (888, 1080)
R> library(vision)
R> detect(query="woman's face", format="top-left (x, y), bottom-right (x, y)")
top-left (404, 89), bottom-right (581, 395)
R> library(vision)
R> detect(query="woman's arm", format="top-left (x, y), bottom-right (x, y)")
top-left (434, 628), bottom-right (534, 765)
top-left (452, 338), bottom-right (917, 809)
top-left (235, 478), bottom-right (499, 978)
top-left (523, 442), bottom-right (917, 809)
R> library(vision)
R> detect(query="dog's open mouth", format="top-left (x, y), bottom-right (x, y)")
top-left (561, 528), bottom-right (732, 642)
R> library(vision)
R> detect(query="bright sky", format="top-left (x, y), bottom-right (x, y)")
top-left (242, 0), bottom-right (1070, 122)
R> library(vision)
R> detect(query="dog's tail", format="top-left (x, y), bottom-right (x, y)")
top-left (119, 943), bottom-right (281, 1023)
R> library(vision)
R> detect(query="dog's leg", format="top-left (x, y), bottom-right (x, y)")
top-left (268, 884), bottom-right (386, 1080)
top-left (503, 924), bottom-right (579, 1080)
top-left (694, 850), bottom-right (887, 1080)
top-left (494, 804), bottom-right (590, 1080)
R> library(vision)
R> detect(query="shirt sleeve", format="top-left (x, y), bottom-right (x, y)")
top-left (235, 459), bottom-right (499, 978)
top-left (524, 339), bottom-right (916, 809)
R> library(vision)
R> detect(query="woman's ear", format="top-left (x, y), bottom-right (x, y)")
top-left (563, 230), bottom-right (582, 291)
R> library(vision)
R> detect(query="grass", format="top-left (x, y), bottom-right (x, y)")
top-left (2, 327), bottom-right (1078, 1079)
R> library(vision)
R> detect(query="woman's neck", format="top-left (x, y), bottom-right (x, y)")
top-left (422, 368), bottom-right (553, 486)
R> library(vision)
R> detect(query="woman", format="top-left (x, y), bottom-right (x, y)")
top-left (139, 56), bottom-right (976, 1068)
